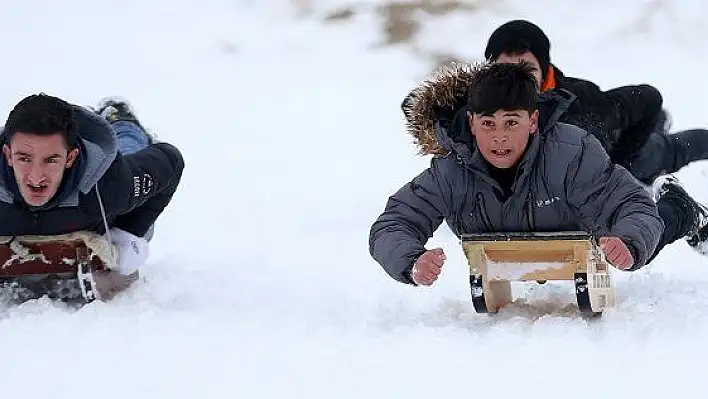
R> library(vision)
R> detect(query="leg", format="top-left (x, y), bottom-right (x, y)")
top-left (627, 131), bottom-right (673, 184)
top-left (98, 98), bottom-right (156, 241)
top-left (114, 120), bottom-right (155, 241)
top-left (112, 121), bottom-right (151, 155)
top-left (668, 128), bottom-right (708, 171)
top-left (628, 124), bottom-right (708, 184)
top-left (97, 98), bottom-right (154, 153)
top-left (648, 175), bottom-right (708, 262)
top-left (612, 108), bottom-right (668, 176)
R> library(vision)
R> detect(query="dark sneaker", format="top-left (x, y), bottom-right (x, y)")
top-left (653, 174), bottom-right (708, 255)
top-left (96, 97), bottom-right (157, 143)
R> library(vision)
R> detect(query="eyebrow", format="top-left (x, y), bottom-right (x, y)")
top-left (478, 112), bottom-right (523, 117)
top-left (13, 151), bottom-right (64, 159)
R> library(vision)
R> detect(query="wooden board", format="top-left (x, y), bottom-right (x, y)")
top-left (462, 239), bottom-right (592, 281)
top-left (462, 233), bottom-right (616, 315)
top-left (0, 232), bottom-right (114, 277)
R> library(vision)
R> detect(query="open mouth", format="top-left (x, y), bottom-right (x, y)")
top-left (491, 149), bottom-right (511, 156)
top-left (27, 183), bottom-right (48, 195)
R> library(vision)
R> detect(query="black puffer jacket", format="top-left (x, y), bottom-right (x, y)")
top-left (0, 105), bottom-right (184, 238)
top-left (549, 65), bottom-right (664, 168)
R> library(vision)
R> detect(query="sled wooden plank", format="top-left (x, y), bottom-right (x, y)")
top-left (464, 243), bottom-right (512, 312)
top-left (483, 248), bottom-right (575, 263)
top-left (485, 280), bottom-right (512, 313)
top-left (485, 261), bottom-right (577, 281)
top-left (463, 243), bottom-right (487, 276)
top-left (464, 240), bottom-right (590, 258)
top-left (463, 239), bottom-right (593, 281)
top-left (573, 242), bottom-right (590, 274)
top-left (0, 236), bottom-right (109, 278)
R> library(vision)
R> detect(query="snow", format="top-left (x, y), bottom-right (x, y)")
top-left (0, 0), bottom-right (707, 397)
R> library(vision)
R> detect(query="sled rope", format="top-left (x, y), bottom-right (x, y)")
top-left (95, 186), bottom-right (116, 260)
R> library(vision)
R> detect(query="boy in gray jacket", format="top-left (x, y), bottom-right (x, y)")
top-left (369, 62), bottom-right (707, 286)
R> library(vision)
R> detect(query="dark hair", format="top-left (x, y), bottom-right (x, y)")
top-left (3, 93), bottom-right (78, 148)
top-left (484, 20), bottom-right (551, 75)
top-left (466, 62), bottom-right (539, 115)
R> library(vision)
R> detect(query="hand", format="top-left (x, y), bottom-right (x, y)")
top-left (108, 228), bottom-right (150, 274)
top-left (411, 248), bottom-right (446, 286)
top-left (599, 236), bottom-right (634, 270)
top-left (93, 269), bottom-right (140, 301)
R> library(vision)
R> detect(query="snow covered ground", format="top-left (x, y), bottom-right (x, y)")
top-left (0, 0), bottom-right (707, 397)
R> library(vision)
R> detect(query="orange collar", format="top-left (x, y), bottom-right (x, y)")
top-left (540, 65), bottom-right (556, 92)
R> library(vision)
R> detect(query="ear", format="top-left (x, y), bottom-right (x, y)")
top-left (529, 110), bottom-right (539, 134)
top-left (66, 147), bottom-right (80, 168)
top-left (467, 111), bottom-right (477, 137)
top-left (2, 144), bottom-right (11, 167)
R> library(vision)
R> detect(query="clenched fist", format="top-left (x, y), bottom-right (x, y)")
top-left (410, 248), bottom-right (446, 286)
top-left (599, 236), bottom-right (634, 270)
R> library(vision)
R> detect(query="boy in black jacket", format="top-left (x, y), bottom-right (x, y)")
top-left (0, 93), bottom-right (184, 298)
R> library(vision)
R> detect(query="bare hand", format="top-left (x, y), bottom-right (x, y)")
top-left (411, 248), bottom-right (446, 286)
top-left (92, 270), bottom-right (140, 301)
top-left (599, 236), bottom-right (634, 270)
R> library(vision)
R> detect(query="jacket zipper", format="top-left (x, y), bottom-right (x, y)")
top-left (476, 193), bottom-right (494, 232)
top-left (526, 193), bottom-right (536, 230)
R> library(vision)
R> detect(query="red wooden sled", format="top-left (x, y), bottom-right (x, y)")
top-left (0, 232), bottom-right (127, 304)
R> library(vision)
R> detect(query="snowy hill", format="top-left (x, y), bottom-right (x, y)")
top-left (1, 1), bottom-right (707, 398)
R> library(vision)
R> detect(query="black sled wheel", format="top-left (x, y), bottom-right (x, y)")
top-left (574, 272), bottom-right (602, 319)
top-left (469, 274), bottom-right (491, 313)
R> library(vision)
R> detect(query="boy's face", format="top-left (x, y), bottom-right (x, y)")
top-left (469, 109), bottom-right (539, 169)
top-left (2, 131), bottom-right (79, 207)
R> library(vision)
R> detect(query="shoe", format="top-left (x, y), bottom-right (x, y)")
top-left (96, 97), bottom-right (158, 144)
top-left (653, 174), bottom-right (708, 255)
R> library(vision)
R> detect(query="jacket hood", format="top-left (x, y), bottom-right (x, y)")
top-left (401, 61), bottom-right (577, 158)
top-left (71, 106), bottom-right (119, 195)
top-left (0, 105), bottom-right (118, 206)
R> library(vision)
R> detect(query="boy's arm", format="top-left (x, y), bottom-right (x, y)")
top-left (565, 132), bottom-right (664, 270)
top-left (369, 159), bottom-right (452, 284)
top-left (97, 142), bottom-right (185, 237)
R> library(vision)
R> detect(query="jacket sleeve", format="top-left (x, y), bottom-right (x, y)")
top-left (369, 158), bottom-right (452, 284)
top-left (97, 142), bottom-right (185, 237)
top-left (565, 132), bottom-right (664, 270)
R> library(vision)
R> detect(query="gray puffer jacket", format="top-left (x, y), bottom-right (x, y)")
top-left (369, 63), bottom-right (664, 284)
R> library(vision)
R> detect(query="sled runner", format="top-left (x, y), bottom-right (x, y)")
top-left (461, 231), bottom-right (616, 317)
top-left (0, 232), bottom-right (128, 305)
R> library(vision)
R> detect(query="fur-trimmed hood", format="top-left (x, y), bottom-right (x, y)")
top-left (400, 61), bottom-right (576, 158)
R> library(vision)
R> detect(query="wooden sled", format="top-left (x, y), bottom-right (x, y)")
top-left (0, 231), bottom-right (121, 304)
top-left (461, 231), bottom-right (616, 317)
